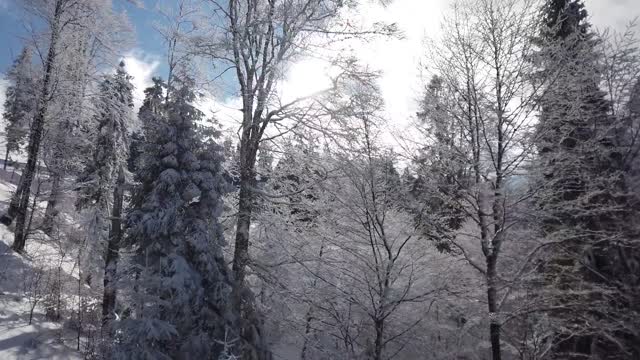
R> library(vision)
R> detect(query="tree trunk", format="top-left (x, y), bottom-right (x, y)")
top-left (374, 319), bottom-right (385, 360)
top-left (232, 173), bottom-right (254, 311)
top-left (42, 171), bottom-right (62, 234)
top-left (300, 242), bottom-right (325, 360)
top-left (12, 0), bottom-right (63, 253)
top-left (6, 172), bottom-right (25, 220)
top-left (3, 147), bottom-right (9, 170)
top-left (486, 256), bottom-right (501, 360)
top-left (102, 166), bottom-right (124, 331)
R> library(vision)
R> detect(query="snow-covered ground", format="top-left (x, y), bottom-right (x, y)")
top-left (0, 130), bottom-right (83, 359)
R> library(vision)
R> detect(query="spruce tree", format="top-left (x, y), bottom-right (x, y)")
top-left (114, 77), bottom-right (237, 359)
top-left (2, 47), bottom-right (36, 170)
top-left (127, 77), bottom-right (166, 175)
top-left (535, 1), bottom-right (640, 357)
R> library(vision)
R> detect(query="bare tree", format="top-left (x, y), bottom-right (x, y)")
top-left (417, 1), bottom-right (543, 358)
top-left (194, 1), bottom-right (394, 357)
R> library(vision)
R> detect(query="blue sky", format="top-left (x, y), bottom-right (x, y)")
top-left (0, 0), bottom-right (166, 71)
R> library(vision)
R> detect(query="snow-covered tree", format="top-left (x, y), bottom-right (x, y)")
top-left (75, 61), bottom-right (134, 329)
top-left (114, 77), bottom-right (237, 359)
top-left (195, 4), bottom-right (395, 337)
top-left (7, 0), bottom-right (131, 252)
top-left (532, 1), bottom-right (640, 358)
top-left (40, 0), bottom-right (132, 234)
top-left (76, 61), bottom-right (134, 213)
top-left (418, 1), bottom-right (543, 358)
top-left (2, 47), bottom-right (37, 170)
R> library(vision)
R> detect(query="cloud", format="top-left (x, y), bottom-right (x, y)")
top-left (586, 0), bottom-right (640, 33)
top-left (121, 50), bottom-right (161, 110)
top-left (197, 95), bottom-right (243, 134)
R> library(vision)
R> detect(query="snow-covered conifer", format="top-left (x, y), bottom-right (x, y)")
top-left (2, 47), bottom-right (37, 170)
top-left (114, 76), bottom-right (236, 359)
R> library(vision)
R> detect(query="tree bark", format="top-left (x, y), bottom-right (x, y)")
top-left (486, 256), bottom-right (501, 360)
top-left (12, 0), bottom-right (63, 252)
top-left (102, 166), bottom-right (124, 331)
top-left (42, 171), bottom-right (62, 234)
top-left (3, 147), bottom-right (9, 170)
top-left (374, 319), bottom-right (385, 360)
top-left (232, 178), bottom-right (253, 311)
top-left (6, 171), bottom-right (25, 221)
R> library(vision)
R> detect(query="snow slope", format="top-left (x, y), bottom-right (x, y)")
top-left (0, 131), bottom-right (83, 359)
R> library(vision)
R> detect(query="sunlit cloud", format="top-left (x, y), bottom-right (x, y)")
top-left (121, 50), bottom-right (161, 111)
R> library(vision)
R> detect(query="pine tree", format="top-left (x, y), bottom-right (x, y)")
top-left (2, 47), bottom-right (37, 171)
top-left (534, 1), bottom-right (640, 357)
top-left (114, 77), bottom-right (237, 359)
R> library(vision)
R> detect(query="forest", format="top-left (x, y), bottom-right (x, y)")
top-left (0, 0), bottom-right (639, 359)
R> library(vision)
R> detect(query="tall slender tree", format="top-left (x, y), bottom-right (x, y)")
top-left (534, 0), bottom-right (640, 357)
top-left (75, 61), bottom-right (134, 327)
top-left (2, 47), bottom-right (37, 171)
top-left (197, 6), bottom-right (395, 344)
top-left (9, 0), bottom-right (67, 252)
top-left (420, 1), bottom-right (541, 358)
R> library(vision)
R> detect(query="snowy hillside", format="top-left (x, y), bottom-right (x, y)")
top-left (0, 134), bottom-right (84, 359)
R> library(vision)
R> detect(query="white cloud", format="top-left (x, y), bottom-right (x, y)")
top-left (197, 95), bottom-right (243, 135)
top-left (586, 0), bottom-right (640, 33)
top-left (121, 50), bottom-right (161, 110)
top-left (126, 0), bottom-right (638, 147)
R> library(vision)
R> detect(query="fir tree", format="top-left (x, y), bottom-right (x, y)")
top-left (138, 76), bottom-right (166, 132)
top-left (2, 47), bottom-right (36, 170)
top-left (534, 1), bottom-right (640, 357)
top-left (115, 77), bottom-right (237, 359)
top-left (127, 77), bottom-right (166, 175)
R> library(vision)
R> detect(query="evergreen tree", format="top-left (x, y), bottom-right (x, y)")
top-left (2, 47), bottom-right (37, 170)
top-left (79, 61), bottom-right (134, 328)
top-left (411, 75), bottom-right (468, 253)
top-left (127, 77), bottom-right (166, 175)
top-left (114, 77), bottom-right (237, 359)
top-left (138, 76), bottom-right (166, 132)
top-left (76, 61), bottom-right (133, 213)
top-left (534, 1), bottom-right (640, 357)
